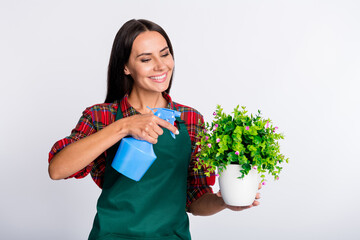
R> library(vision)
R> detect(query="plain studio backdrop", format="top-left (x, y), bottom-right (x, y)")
top-left (1, 0), bottom-right (359, 239)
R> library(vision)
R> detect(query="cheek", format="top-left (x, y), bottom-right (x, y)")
top-left (165, 58), bottom-right (175, 71)
top-left (133, 65), bottom-right (152, 78)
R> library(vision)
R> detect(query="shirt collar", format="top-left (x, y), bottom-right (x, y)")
top-left (119, 92), bottom-right (174, 117)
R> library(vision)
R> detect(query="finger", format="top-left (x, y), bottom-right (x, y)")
top-left (154, 117), bottom-right (179, 135)
top-left (258, 183), bottom-right (262, 190)
top-left (141, 129), bottom-right (158, 144)
top-left (145, 136), bottom-right (158, 144)
top-left (227, 205), bottom-right (252, 211)
top-left (252, 200), bottom-right (260, 206)
top-left (216, 191), bottom-right (222, 197)
top-left (145, 125), bottom-right (159, 140)
top-left (147, 130), bottom-right (159, 141)
top-left (152, 123), bottom-right (164, 136)
top-left (255, 193), bottom-right (261, 199)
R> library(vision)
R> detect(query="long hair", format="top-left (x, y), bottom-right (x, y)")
top-left (104, 19), bottom-right (174, 103)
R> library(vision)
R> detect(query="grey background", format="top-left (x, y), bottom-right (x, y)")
top-left (1, 0), bottom-right (359, 239)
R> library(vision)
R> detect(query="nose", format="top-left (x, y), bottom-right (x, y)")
top-left (153, 57), bottom-right (166, 72)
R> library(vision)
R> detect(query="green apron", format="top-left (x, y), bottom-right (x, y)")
top-left (88, 105), bottom-right (192, 240)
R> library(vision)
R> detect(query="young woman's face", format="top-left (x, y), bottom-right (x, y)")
top-left (125, 31), bottom-right (174, 94)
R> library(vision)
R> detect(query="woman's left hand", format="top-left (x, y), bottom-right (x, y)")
top-left (216, 182), bottom-right (262, 211)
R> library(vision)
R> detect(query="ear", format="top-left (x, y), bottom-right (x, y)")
top-left (124, 65), bottom-right (131, 75)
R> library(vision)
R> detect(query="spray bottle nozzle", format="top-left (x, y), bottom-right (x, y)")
top-left (147, 107), bottom-right (181, 139)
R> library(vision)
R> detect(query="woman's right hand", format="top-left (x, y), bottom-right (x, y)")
top-left (120, 114), bottom-right (179, 144)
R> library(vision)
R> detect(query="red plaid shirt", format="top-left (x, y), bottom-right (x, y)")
top-left (49, 93), bottom-right (213, 210)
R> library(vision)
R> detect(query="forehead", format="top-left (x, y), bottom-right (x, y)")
top-left (131, 31), bottom-right (168, 54)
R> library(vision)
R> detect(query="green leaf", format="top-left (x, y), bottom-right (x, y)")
top-left (227, 152), bottom-right (237, 163)
top-left (194, 104), bottom-right (289, 182)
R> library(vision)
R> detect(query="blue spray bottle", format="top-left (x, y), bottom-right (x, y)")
top-left (111, 107), bottom-right (181, 181)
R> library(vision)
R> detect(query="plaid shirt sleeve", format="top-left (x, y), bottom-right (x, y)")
top-left (48, 104), bottom-right (117, 188)
top-left (175, 103), bottom-right (214, 211)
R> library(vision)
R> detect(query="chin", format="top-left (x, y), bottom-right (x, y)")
top-left (157, 81), bottom-right (170, 92)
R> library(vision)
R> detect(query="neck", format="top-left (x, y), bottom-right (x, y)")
top-left (128, 89), bottom-right (168, 114)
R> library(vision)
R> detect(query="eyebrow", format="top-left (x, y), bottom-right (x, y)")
top-left (136, 46), bottom-right (169, 58)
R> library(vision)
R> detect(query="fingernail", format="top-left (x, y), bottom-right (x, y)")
top-left (175, 129), bottom-right (179, 135)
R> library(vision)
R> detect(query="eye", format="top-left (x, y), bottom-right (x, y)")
top-left (161, 52), bottom-right (170, 57)
top-left (141, 59), bottom-right (151, 63)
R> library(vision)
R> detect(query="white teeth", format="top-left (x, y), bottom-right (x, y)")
top-left (150, 73), bottom-right (166, 80)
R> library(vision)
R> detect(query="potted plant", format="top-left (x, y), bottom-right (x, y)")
top-left (195, 105), bottom-right (289, 206)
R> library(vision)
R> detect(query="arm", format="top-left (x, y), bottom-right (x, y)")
top-left (49, 109), bottom-right (178, 180)
top-left (188, 191), bottom-right (261, 216)
top-left (48, 118), bottom-right (127, 180)
top-left (188, 193), bottom-right (226, 216)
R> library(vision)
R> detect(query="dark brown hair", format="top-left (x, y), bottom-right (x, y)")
top-left (105, 19), bottom-right (174, 103)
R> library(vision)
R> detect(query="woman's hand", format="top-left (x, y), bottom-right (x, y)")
top-left (216, 182), bottom-right (262, 211)
top-left (120, 114), bottom-right (179, 144)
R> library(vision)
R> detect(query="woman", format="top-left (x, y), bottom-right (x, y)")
top-left (48, 19), bottom-right (260, 240)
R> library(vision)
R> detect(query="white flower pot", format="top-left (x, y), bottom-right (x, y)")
top-left (219, 164), bottom-right (260, 206)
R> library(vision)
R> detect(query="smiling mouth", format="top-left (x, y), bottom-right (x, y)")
top-left (149, 72), bottom-right (167, 82)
